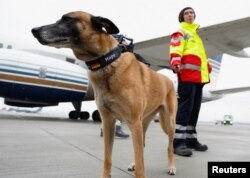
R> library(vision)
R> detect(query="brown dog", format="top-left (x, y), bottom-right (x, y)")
top-left (32, 11), bottom-right (177, 178)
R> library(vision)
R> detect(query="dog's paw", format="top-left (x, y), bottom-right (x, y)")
top-left (167, 167), bottom-right (176, 175)
top-left (127, 162), bottom-right (135, 171)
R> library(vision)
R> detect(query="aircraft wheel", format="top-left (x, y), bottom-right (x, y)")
top-left (92, 110), bottom-right (102, 122)
top-left (79, 111), bottom-right (90, 120)
top-left (69, 110), bottom-right (79, 119)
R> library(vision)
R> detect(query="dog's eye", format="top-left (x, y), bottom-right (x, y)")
top-left (55, 16), bottom-right (75, 25)
top-left (62, 16), bottom-right (71, 21)
top-left (61, 16), bottom-right (78, 22)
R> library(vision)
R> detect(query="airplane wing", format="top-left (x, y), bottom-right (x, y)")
top-left (134, 16), bottom-right (250, 70)
top-left (210, 86), bottom-right (250, 95)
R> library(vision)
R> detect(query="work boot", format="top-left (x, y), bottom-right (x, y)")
top-left (174, 144), bottom-right (192, 157)
top-left (115, 125), bottom-right (129, 138)
top-left (100, 126), bottom-right (130, 138)
top-left (188, 141), bottom-right (208, 151)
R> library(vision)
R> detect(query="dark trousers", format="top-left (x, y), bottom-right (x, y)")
top-left (173, 82), bottom-right (204, 148)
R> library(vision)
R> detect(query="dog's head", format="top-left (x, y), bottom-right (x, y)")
top-left (31, 11), bottom-right (120, 60)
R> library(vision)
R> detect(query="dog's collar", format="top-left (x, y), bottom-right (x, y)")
top-left (85, 47), bottom-right (121, 71)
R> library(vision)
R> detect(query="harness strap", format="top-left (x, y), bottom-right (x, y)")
top-left (85, 47), bottom-right (121, 71)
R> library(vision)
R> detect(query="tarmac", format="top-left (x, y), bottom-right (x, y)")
top-left (0, 113), bottom-right (250, 178)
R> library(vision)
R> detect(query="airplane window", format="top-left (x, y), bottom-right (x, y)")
top-left (39, 67), bottom-right (47, 79)
top-left (66, 57), bottom-right (75, 64)
top-left (0, 43), bottom-right (3, 48)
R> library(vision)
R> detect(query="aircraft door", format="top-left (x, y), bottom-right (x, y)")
top-left (47, 63), bottom-right (86, 102)
top-left (12, 65), bottom-right (49, 103)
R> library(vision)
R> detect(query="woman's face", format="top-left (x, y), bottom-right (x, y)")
top-left (183, 9), bottom-right (195, 24)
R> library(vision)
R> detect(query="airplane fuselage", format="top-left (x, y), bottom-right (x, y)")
top-left (0, 48), bottom-right (89, 107)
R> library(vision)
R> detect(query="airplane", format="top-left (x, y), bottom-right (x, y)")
top-left (1, 16), bottom-right (250, 120)
top-left (0, 47), bottom-right (99, 121)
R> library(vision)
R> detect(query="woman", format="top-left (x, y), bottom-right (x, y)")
top-left (169, 7), bottom-right (212, 156)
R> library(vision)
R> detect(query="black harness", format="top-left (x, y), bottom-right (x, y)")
top-left (85, 34), bottom-right (150, 71)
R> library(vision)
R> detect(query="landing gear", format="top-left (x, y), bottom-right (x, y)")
top-left (79, 111), bottom-right (90, 120)
top-left (68, 101), bottom-right (90, 120)
top-left (69, 110), bottom-right (79, 119)
top-left (92, 110), bottom-right (102, 122)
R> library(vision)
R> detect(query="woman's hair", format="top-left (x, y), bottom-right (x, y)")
top-left (178, 7), bottom-right (196, 23)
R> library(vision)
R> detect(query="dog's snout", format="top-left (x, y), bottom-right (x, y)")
top-left (31, 27), bottom-right (48, 45)
top-left (31, 27), bottom-right (40, 37)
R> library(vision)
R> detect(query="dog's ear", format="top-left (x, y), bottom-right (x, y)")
top-left (91, 16), bottom-right (119, 34)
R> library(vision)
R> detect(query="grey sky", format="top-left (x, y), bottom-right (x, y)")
top-left (1, 0), bottom-right (250, 45)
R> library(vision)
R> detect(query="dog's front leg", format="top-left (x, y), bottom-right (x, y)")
top-left (129, 119), bottom-right (146, 178)
top-left (100, 111), bottom-right (116, 178)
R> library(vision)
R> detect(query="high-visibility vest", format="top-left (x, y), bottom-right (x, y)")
top-left (169, 22), bottom-right (211, 83)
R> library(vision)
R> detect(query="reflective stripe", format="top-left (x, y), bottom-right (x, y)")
top-left (174, 133), bottom-right (185, 139)
top-left (170, 36), bottom-right (183, 43)
top-left (175, 125), bottom-right (197, 139)
top-left (186, 133), bottom-right (197, 139)
top-left (171, 57), bottom-right (181, 65)
top-left (176, 125), bottom-right (195, 131)
top-left (180, 64), bottom-right (201, 71)
top-left (176, 124), bottom-right (186, 131)
top-left (186, 125), bottom-right (195, 130)
top-left (175, 133), bottom-right (197, 139)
